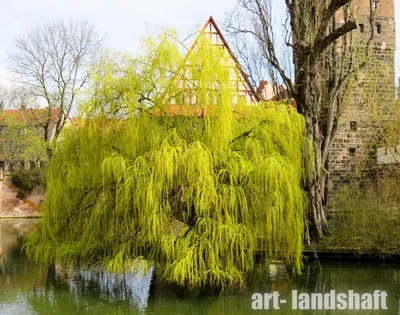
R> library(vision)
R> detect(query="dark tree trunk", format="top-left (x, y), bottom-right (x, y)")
top-left (289, 1), bottom-right (357, 239)
top-left (227, 0), bottom-right (372, 240)
top-left (306, 116), bottom-right (329, 238)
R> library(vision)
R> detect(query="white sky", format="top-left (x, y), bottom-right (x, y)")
top-left (0, 0), bottom-right (399, 87)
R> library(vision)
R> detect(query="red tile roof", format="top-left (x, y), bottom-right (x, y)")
top-left (0, 108), bottom-right (60, 126)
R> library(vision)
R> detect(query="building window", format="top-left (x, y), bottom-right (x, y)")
top-left (359, 24), bottom-right (364, 33)
top-left (349, 147), bottom-right (356, 156)
top-left (350, 121), bottom-right (357, 131)
top-left (373, 0), bottom-right (378, 10)
top-left (376, 23), bottom-right (382, 34)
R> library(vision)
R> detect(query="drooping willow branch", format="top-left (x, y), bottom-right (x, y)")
top-left (25, 32), bottom-right (310, 291)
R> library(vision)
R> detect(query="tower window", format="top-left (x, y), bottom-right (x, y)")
top-left (359, 24), bottom-right (365, 33)
top-left (349, 147), bottom-right (356, 156)
top-left (376, 23), bottom-right (382, 34)
top-left (350, 121), bottom-right (357, 131)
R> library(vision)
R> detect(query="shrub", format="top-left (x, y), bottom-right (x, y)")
top-left (321, 175), bottom-right (400, 257)
top-left (10, 169), bottom-right (45, 199)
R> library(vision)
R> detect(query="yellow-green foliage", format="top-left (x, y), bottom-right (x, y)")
top-left (25, 31), bottom-right (309, 290)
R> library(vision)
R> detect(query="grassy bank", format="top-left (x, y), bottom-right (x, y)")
top-left (320, 176), bottom-right (400, 257)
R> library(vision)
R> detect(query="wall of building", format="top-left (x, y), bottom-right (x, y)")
top-left (328, 0), bottom-right (396, 188)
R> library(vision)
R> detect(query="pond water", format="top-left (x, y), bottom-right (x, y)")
top-left (1, 219), bottom-right (400, 315)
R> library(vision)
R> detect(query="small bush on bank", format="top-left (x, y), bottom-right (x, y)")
top-left (320, 176), bottom-right (400, 257)
top-left (10, 169), bottom-right (46, 199)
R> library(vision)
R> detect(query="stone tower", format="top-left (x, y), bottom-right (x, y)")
top-left (328, 0), bottom-right (396, 187)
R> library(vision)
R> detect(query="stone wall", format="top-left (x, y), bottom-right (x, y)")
top-left (328, 0), bottom-right (396, 189)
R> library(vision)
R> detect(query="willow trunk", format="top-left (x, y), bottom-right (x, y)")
top-left (295, 49), bottom-right (330, 240)
top-left (306, 115), bottom-right (329, 239)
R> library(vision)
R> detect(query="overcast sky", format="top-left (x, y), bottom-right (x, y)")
top-left (0, 0), bottom-right (399, 88)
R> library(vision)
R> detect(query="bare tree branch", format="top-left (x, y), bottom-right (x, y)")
top-left (315, 20), bottom-right (357, 53)
top-left (227, 0), bottom-right (376, 239)
top-left (7, 19), bottom-right (103, 148)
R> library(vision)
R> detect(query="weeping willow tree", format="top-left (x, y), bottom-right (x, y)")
top-left (25, 30), bottom-right (311, 290)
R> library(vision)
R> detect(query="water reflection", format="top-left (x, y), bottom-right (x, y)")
top-left (69, 265), bottom-right (153, 310)
top-left (0, 219), bottom-right (400, 314)
top-left (147, 260), bottom-right (400, 314)
top-left (0, 219), bottom-right (147, 314)
top-left (0, 219), bottom-right (39, 259)
top-left (0, 219), bottom-right (42, 315)
top-left (26, 289), bottom-right (138, 315)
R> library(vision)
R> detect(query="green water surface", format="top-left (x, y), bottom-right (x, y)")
top-left (0, 219), bottom-right (399, 315)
